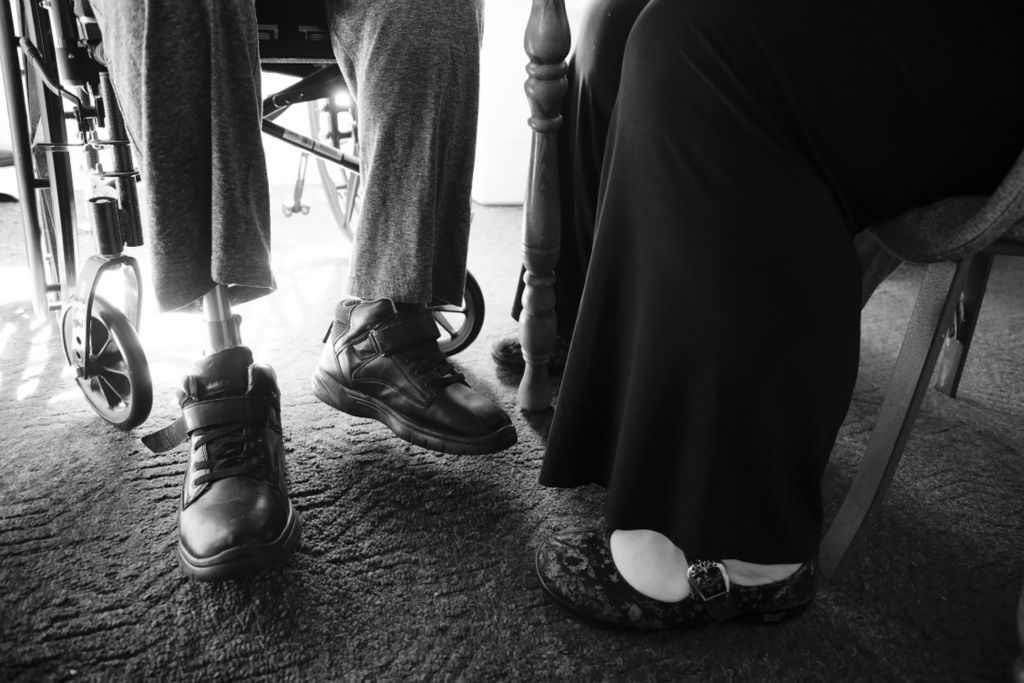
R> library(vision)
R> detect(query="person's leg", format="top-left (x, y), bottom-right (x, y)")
top-left (324, 0), bottom-right (480, 304)
top-left (314, 0), bottom-right (515, 455)
top-left (90, 0), bottom-right (273, 312)
top-left (536, 0), bottom-right (1024, 628)
top-left (89, 0), bottom-right (299, 580)
top-left (542, 0), bottom-right (863, 596)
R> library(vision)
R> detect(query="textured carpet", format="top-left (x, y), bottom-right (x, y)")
top-left (2, 191), bottom-right (1023, 681)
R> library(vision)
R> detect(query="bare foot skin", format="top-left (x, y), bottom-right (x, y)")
top-left (610, 529), bottom-right (803, 602)
top-left (723, 558), bottom-right (803, 586)
top-left (610, 529), bottom-right (690, 602)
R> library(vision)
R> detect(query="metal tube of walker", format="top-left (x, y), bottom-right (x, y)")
top-left (88, 196), bottom-right (122, 256)
top-left (203, 285), bottom-right (243, 352)
top-left (0, 0), bottom-right (48, 314)
top-left (98, 71), bottom-right (144, 247)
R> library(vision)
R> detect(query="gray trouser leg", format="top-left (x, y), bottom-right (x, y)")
top-left (89, 0), bottom-right (273, 311)
top-left (325, 0), bottom-right (482, 305)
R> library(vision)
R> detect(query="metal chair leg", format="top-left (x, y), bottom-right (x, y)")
top-left (0, 0), bottom-right (48, 314)
top-left (203, 285), bottom-right (243, 352)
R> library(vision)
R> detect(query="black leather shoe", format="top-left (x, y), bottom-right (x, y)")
top-left (143, 347), bottom-right (301, 581)
top-left (535, 530), bottom-right (816, 631)
top-left (312, 298), bottom-right (517, 455)
top-left (490, 334), bottom-right (569, 375)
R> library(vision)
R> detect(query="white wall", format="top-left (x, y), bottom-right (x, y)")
top-left (472, 0), bottom-right (587, 205)
top-left (471, 1), bottom-right (534, 205)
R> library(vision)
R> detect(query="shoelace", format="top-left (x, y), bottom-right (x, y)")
top-left (404, 344), bottom-right (465, 392)
top-left (192, 422), bottom-right (266, 486)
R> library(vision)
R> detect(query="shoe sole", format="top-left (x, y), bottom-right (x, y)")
top-left (177, 504), bottom-right (302, 582)
top-left (534, 552), bottom-right (813, 631)
top-left (311, 363), bottom-right (517, 455)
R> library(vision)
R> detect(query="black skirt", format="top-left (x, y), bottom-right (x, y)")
top-left (539, 0), bottom-right (1024, 563)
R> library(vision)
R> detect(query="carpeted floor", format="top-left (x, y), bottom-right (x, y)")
top-left (2, 186), bottom-right (1023, 681)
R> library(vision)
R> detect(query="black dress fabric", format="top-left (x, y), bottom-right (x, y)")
top-left (539, 0), bottom-right (1024, 563)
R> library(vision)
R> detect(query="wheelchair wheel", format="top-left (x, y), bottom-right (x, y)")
top-left (307, 99), bottom-right (360, 242)
top-left (61, 296), bottom-right (152, 431)
top-left (433, 271), bottom-right (485, 357)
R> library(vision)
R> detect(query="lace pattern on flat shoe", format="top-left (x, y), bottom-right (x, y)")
top-left (535, 530), bottom-right (708, 630)
top-left (535, 530), bottom-right (817, 631)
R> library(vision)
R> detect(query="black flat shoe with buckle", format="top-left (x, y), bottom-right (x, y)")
top-left (535, 530), bottom-right (816, 631)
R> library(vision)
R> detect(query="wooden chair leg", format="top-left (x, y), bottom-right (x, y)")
top-left (519, 0), bottom-right (570, 412)
top-left (819, 258), bottom-right (974, 580)
top-left (934, 252), bottom-right (995, 398)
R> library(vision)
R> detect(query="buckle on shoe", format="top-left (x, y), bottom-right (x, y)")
top-left (687, 560), bottom-right (736, 621)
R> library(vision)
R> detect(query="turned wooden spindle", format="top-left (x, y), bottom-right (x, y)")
top-left (519, 0), bottom-right (570, 412)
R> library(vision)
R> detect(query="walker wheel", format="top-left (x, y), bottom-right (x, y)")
top-left (433, 271), bottom-right (485, 357)
top-left (61, 296), bottom-right (153, 431)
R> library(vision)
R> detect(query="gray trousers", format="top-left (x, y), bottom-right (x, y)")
top-left (89, 0), bottom-right (481, 311)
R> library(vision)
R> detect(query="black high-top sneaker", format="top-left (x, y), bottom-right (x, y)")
top-left (312, 298), bottom-right (517, 455)
top-left (143, 347), bottom-right (301, 581)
